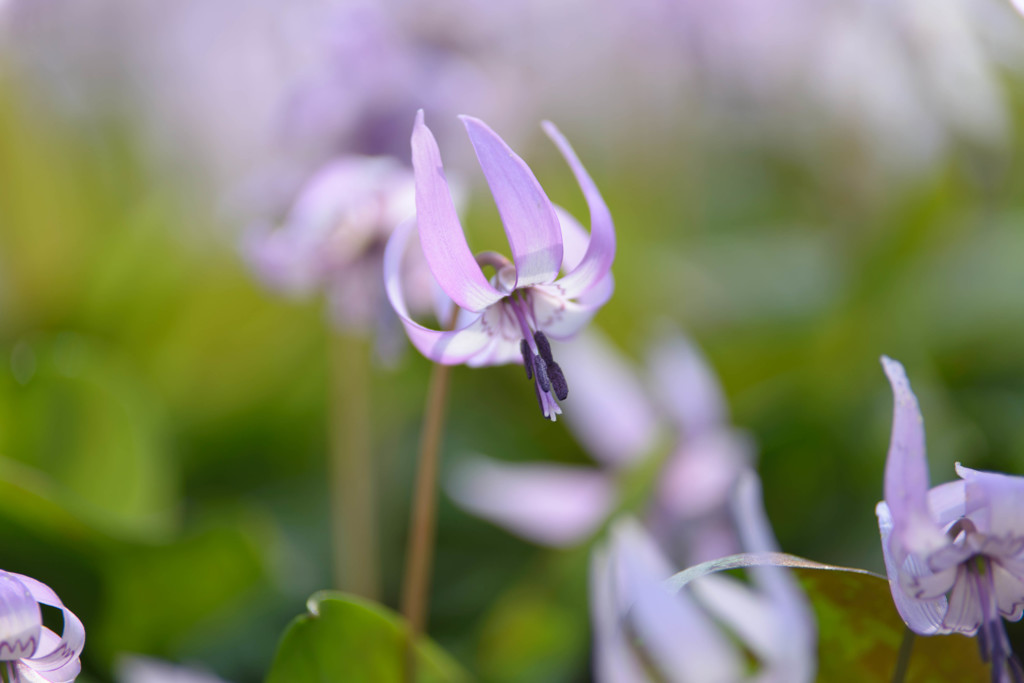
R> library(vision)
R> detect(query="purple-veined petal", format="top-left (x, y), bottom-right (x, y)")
top-left (461, 116), bottom-right (563, 288)
top-left (991, 560), bottom-right (1024, 622)
top-left (411, 111), bottom-right (502, 312)
top-left (955, 463), bottom-right (1024, 538)
top-left (875, 501), bottom-right (952, 635)
top-left (10, 574), bottom-right (83, 675)
top-left (881, 356), bottom-right (947, 558)
top-left (648, 333), bottom-right (729, 439)
top-left (590, 546), bottom-right (649, 683)
top-left (611, 520), bottom-right (744, 683)
top-left (17, 628), bottom-right (80, 682)
top-left (541, 121), bottom-right (615, 300)
top-left (0, 572), bottom-right (40, 661)
top-left (383, 216), bottom-right (495, 364)
top-left (528, 284), bottom-right (603, 340)
top-left (941, 565), bottom-right (982, 633)
top-left (555, 331), bottom-right (658, 469)
top-left (447, 456), bottom-right (614, 547)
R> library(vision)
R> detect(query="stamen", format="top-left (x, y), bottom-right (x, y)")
top-left (534, 355), bottom-right (552, 393)
top-left (520, 340), bottom-right (534, 380)
top-left (548, 362), bottom-right (568, 401)
top-left (533, 331), bottom-right (555, 364)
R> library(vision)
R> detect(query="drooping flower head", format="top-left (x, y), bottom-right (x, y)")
top-left (876, 356), bottom-right (1024, 682)
top-left (591, 472), bottom-right (816, 682)
top-left (0, 569), bottom-right (84, 683)
top-left (385, 111), bottom-right (615, 420)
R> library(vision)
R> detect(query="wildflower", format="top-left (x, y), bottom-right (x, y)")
top-left (384, 111), bottom-right (615, 420)
top-left (876, 356), bottom-right (1024, 681)
top-left (0, 569), bottom-right (84, 683)
top-left (591, 472), bottom-right (816, 682)
top-left (244, 154), bottom-right (437, 360)
top-left (447, 330), bottom-right (750, 558)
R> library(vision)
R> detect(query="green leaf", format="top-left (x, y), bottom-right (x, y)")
top-left (266, 591), bottom-right (470, 683)
top-left (797, 567), bottom-right (989, 682)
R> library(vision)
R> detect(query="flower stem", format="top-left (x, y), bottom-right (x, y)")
top-left (329, 333), bottom-right (379, 599)
top-left (401, 360), bottom-right (453, 682)
top-left (891, 627), bottom-right (915, 683)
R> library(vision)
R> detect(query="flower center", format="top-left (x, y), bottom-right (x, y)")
top-left (507, 293), bottom-right (568, 421)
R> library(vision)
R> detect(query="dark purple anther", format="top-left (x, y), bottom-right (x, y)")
top-left (533, 331), bottom-right (554, 364)
top-left (548, 362), bottom-right (568, 401)
top-left (520, 339), bottom-right (534, 380)
top-left (534, 355), bottom-right (551, 393)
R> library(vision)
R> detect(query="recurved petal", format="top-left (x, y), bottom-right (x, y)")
top-left (411, 111), bottom-right (502, 312)
top-left (880, 357), bottom-right (946, 557)
top-left (383, 216), bottom-right (494, 364)
top-left (555, 207), bottom-right (613, 308)
top-left (8, 573), bottom-right (83, 675)
top-left (555, 331), bottom-right (658, 469)
top-left (955, 463), bottom-right (1024, 538)
top-left (0, 572), bottom-right (41, 661)
top-left (17, 629), bottom-right (80, 682)
top-left (542, 121), bottom-right (615, 301)
top-left (876, 502), bottom-right (952, 635)
top-left (447, 457), bottom-right (615, 547)
top-left (461, 116), bottom-right (563, 288)
top-left (611, 520), bottom-right (743, 683)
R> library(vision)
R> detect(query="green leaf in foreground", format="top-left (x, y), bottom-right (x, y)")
top-left (266, 591), bottom-right (470, 683)
top-left (798, 567), bottom-right (988, 682)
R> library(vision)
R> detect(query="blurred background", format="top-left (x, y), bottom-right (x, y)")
top-left (2, 0), bottom-right (1024, 681)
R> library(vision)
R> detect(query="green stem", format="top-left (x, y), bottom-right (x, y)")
top-left (329, 333), bottom-right (379, 599)
top-left (401, 360), bottom-right (453, 682)
top-left (891, 627), bottom-right (915, 683)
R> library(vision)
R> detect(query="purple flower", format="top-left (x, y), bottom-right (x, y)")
top-left (244, 154), bottom-right (439, 359)
top-left (591, 472), bottom-right (816, 682)
top-left (0, 570), bottom-right (84, 683)
top-left (447, 329), bottom-right (751, 559)
top-left (384, 111), bottom-right (615, 420)
top-left (876, 356), bottom-right (1024, 681)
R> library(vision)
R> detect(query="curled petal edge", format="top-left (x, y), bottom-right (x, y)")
top-left (9, 574), bottom-right (84, 673)
top-left (542, 121), bottom-right (615, 301)
top-left (383, 217), bottom-right (493, 364)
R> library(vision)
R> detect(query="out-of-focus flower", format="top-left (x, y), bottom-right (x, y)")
top-left (876, 356), bottom-right (1024, 681)
top-left (243, 154), bottom-right (439, 358)
top-left (384, 111), bottom-right (615, 420)
top-left (591, 472), bottom-right (816, 683)
top-left (0, 570), bottom-right (84, 683)
top-left (116, 655), bottom-right (229, 683)
top-left (448, 329), bottom-right (751, 561)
